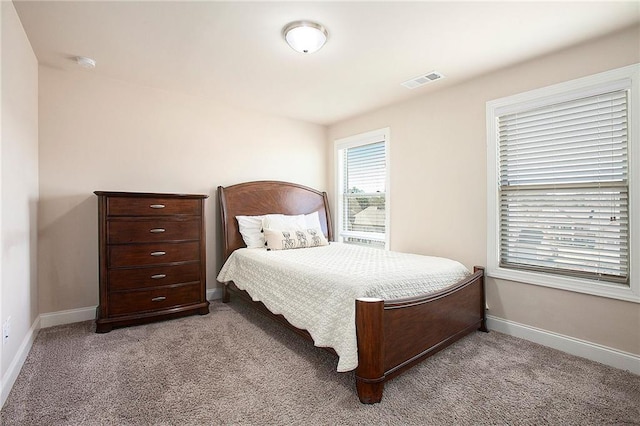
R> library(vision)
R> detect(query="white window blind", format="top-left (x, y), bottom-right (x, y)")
top-left (498, 90), bottom-right (629, 284)
top-left (336, 129), bottom-right (389, 249)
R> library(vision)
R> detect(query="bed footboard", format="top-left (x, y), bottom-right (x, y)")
top-left (355, 266), bottom-right (486, 404)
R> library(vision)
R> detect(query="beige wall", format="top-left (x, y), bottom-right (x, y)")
top-left (1, 0), bottom-right (39, 402)
top-left (38, 66), bottom-right (327, 314)
top-left (328, 25), bottom-right (640, 355)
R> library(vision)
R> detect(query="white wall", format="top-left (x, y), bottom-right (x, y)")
top-left (38, 66), bottom-right (327, 315)
top-left (1, 0), bottom-right (39, 407)
top-left (328, 25), bottom-right (640, 357)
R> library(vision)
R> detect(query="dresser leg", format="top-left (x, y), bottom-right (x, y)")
top-left (95, 321), bottom-right (112, 333)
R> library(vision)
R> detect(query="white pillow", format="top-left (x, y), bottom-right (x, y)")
top-left (237, 211), bottom-right (325, 249)
top-left (262, 211), bottom-right (323, 232)
top-left (262, 214), bottom-right (305, 231)
top-left (264, 228), bottom-right (329, 250)
top-left (236, 215), bottom-right (268, 248)
top-left (303, 211), bottom-right (323, 231)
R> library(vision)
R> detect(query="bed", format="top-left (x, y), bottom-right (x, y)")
top-left (217, 180), bottom-right (487, 404)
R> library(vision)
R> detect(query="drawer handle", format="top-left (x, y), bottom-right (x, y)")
top-left (149, 228), bottom-right (166, 233)
top-left (150, 251), bottom-right (166, 256)
top-left (150, 204), bottom-right (166, 209)
top-left (151, 296), bottom-right (167, 302)
top-left (151, 274), bottom-right (166, 279)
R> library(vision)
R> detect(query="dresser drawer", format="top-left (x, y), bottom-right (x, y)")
top-left (109, 263), bottom-right (201, 291)
top-left (107, 197), bottom-right (200, 216)
top-left (108, 219), bottom-right (200, 244)
top-left (109, 283), bottom-right (201, 316)
top-left (109, 241), bottom-right (200, 267)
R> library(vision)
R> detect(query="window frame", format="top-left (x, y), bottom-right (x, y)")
top-left (334, 127), bottom-right (391, 250)
top-left (486, 64), bottom-right (639, 303)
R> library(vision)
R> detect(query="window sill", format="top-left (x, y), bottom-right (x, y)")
top-left (487, 266), bottom-right (640, 303)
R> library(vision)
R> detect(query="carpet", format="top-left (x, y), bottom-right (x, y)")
top-left (2, 300), bottom-right (639, 425)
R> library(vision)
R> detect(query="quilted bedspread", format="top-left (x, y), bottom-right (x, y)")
top-left (216, 242), bottom-right (470, 372)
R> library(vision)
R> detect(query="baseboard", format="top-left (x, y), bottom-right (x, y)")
top-left (39, 306), bottom-right (97, 328)
top-left (486, 315), bottom-right (640, 375)
top-left (39, 288), bottom-right (223, 329)
top-left (1, 316), bottom-right (40, 409)
top-left (207, 287), bottom-right (223, 301)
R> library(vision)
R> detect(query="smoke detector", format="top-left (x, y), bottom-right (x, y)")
top-left (401, 71), bottom-right (444, 89)
top-left (75, 56), bottom-right (96, 69)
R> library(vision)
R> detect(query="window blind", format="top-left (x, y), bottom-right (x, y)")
top-left (341, 141), bottom-right (386, 247)
top-left (498, 89), bottom-right (629, 283)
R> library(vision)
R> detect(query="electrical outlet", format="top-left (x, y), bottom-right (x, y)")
top-left (2, 316), bottom-right (10, 345)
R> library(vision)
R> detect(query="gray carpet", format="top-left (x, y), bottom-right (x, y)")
top-left (2, 300), bottom-right (639, 425)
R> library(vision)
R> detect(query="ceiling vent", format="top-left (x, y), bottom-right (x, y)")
top-left (401, 71), bottom-right (444, 89)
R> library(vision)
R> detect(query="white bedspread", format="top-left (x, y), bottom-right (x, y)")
top-left (216, 242), bottom-right (470, 372)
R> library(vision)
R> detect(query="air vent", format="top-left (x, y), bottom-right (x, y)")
top-left (401, 71), bottom-right (444, 89)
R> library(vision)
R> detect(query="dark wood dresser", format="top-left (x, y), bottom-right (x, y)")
top-left (94, 191), bottom-right (209, 333)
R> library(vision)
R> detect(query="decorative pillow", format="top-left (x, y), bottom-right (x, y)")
top-left (264, 228), bottom-right (329, 250)
top-left (236, 215), bottom-right (268, 248)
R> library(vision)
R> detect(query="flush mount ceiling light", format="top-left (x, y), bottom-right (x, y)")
top-left (283, 20), bottom-right (328, 54)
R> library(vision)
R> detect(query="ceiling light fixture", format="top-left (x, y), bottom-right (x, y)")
top-left (283, 21), bottom-right (328, 54)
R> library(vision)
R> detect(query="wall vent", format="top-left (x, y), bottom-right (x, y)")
top-left (401, 71), bottom-right (445, 89)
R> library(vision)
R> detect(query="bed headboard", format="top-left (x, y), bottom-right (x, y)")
top-left (218, 181), bottom-right (333, 261)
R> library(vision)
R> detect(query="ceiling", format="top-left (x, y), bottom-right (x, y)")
top-left (13, 1), bottom-right (640, 126)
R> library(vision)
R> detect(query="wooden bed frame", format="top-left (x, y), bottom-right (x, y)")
top-left (217, 180), bottom-right (487, 404)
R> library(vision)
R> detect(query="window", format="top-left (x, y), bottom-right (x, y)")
top-left (487, 64), bottom-right (639, 302)
top-left (335, 128), bottom-right (390, 249)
